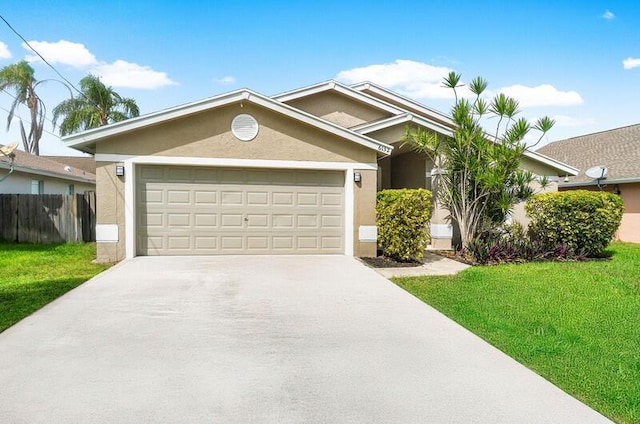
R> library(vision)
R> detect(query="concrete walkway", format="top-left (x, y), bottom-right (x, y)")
top-left (370, 251), bottom-right (471, 278)
top-left (0, 256), bottom-right (611, 423)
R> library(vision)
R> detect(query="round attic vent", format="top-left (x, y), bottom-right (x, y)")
top-left (231, 114), bottom-right (259, 141)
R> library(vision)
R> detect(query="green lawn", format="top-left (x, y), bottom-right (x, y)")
top-left (0, 242), bottom-right (111, 333)
top-left (394, 242), bottom-right (640, 424)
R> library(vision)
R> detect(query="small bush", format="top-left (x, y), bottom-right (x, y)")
top-left (526, 190), bottom-right (623, 257)
top-left (376, 189), bottom-right (432, 261)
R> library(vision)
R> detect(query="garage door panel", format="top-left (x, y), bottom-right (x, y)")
top-left (195, 214), bottom-right (217, 227)
top-left (137, 166), bottom-right (345, 255)
top-left (194, 191), bottom-right (217, 205)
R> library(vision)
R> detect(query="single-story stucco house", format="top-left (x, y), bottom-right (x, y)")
top-left (537, 123), bottom-right (640, 243)
top-left (0, 149), bottom-right (95, 195)
top-left (62, 80), bottom-right (577, 262)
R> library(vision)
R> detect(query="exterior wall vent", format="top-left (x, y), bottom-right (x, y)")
top-left (231, 114), bottom-right (259, 141)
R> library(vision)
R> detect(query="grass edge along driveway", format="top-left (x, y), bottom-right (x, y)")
top-left (394, 242), bottom-right (640, 424)
top-left (0, 242), bottom-right (111, 333)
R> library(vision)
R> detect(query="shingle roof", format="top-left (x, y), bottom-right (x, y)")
top-left (45, 156), bottom-right (96, 174)
top-left (537, 123), bottom-right (640, 185)
top-left (0, 148), bottom-right (96, 183)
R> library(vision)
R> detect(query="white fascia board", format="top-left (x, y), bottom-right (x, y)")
top-left (63, 88), bottom-right (393, 157)
top-left (351, 82), bottom-right (454, 126)
top-left (63, 90), bottom-right (250, 148)
top-left (272, 80), bottom-right (405, 115)
top-left (561, 177), bottom-right (640, 187)
top-left (353, 113), bottom-right (454, 138)
top-left (523, 150), bottom-right (579, 176)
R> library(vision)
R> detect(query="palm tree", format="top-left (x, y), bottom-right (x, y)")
top-left (52, 74), bottom-right (140, 136)
top-left (0, 61), bottom-right (46, 155)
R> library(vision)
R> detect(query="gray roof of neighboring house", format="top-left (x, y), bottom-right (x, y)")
top-left (45, 156), bottom-right (96, 174)
top-left (537, 123), bottom-right (640, 185)
top-left (0, 149), bottom-right (96, 184)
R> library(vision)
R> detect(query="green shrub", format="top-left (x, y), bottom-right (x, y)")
top-left (376, 189), bottom-right (432, 261)
top-left (526, 190), bottom-right (624, 257)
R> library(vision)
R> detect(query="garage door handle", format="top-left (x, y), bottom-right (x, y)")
top-left (244, 217), bottom-right (249, 222)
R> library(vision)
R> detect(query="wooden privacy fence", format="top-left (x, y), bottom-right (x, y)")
top-left (0, 193), bottom-right (96, 243)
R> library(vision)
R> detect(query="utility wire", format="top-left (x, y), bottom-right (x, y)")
top-left (0, 104), bottom-right (62, 140)
top-left (1, 88), bottom-right (58, 128)
top-left (0, 13), bottom-right (85, 99)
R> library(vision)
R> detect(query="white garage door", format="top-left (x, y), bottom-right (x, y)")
top-left (136, 166), bottom-right (345, 255)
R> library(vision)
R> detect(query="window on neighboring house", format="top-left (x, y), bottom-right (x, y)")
top-left (31, 179), bottom-right (44, 194)
top-left (67, 184), bottom-right (75, 195)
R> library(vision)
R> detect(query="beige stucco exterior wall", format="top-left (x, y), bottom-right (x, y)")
top-left (511, 180), bottom-right (558, 229)
top-left (354, 169), bottom-right (378, 257)
top-left (94, 101), bottom-right (379, 261)
top-left (99, 103), bottom-right (373, 164)
top-left (284, 91), bottom-right (391, 128)
top-left (95, 162), bottom-right (126, 262)
top-left (618, 183), bottom-right (640, 243)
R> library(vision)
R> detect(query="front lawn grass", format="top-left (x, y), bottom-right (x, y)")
top-left (0, 242), bottom-right (111, 333)
top-left (394, 242), bottom-right (640, 424)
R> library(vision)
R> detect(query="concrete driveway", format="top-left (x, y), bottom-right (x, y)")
top-left (0, 256), bottom-right (611, 423)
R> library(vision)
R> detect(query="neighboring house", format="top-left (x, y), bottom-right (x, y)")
top-left (537, 124), bottom-right (640, 243)
top-left (63, 80), bottom-right (577, 262)
top-left (0, 149), bottom-right (96, 195)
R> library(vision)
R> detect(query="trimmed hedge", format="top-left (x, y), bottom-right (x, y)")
top-left (526, 190), bottom-right (624, 257)
top-left (376, 189), bottom-right (432, 261)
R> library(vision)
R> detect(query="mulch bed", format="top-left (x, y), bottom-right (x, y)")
top-left (360, 256), bottom-right (423, 268)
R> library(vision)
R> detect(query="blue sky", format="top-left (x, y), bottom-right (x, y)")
top-left (1, 1), bottom-right (639, 155)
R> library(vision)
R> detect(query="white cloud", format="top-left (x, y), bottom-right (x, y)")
top-left (92, 60), bottom-right (178, 90)
top-left (21, 40), bottom-right (176, 89)
top-left (23, 40), bottom-right (97, 67)
top-left (623, 57), bottom-right (640, 69)
top-left (0, 41), bottom-right (11, 59)
top-left (551, 115), bottom-right (596, 128)
top-left (603, 10), bottom-right (615, 19)
top-left (214, 76), bottom-right (236, 85)
top-left (336, 59), bottom-right (456, 99)
top-left (497, 84), bottom-right (583, 107)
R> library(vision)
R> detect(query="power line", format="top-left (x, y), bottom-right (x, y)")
top-left (0, 13), bottom-right (85, 99)
top-left (1, 88), bottom-right (58, 128)
top-left (0, 103), bottom-right (62, 140)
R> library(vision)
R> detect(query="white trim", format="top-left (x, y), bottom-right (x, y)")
top-left (124, 161), bottom-right (135, 259)
top-left (561, 177), bottom-right (640, 187)
top-left (64, 88), bottom-right (393, 157)
top-left (523, 150), bottom-right (579, 176)
top-left (353, 113), bottom-right (454, 138)
top-left (95, 154), bottom-right (378, 171)
top-left (344, 168), bottom-right (355, 256)
top-left (273, 80), bottom-right (405, 115)
top-left (351, 81), bottom-right (454, 126)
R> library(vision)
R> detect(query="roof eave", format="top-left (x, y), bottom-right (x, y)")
top-left (63, 88), bottom-right (394, 158)
top-left (353, 113), bottom-right (454, 138)
top-left (0, 162), bottom-right (95, 184)
top-left (524, 150), bottom-right (579, 176)
top-left (350, 81), bottom-right (455, 126)
top-left (272, 80), bottom-right (405, 115)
